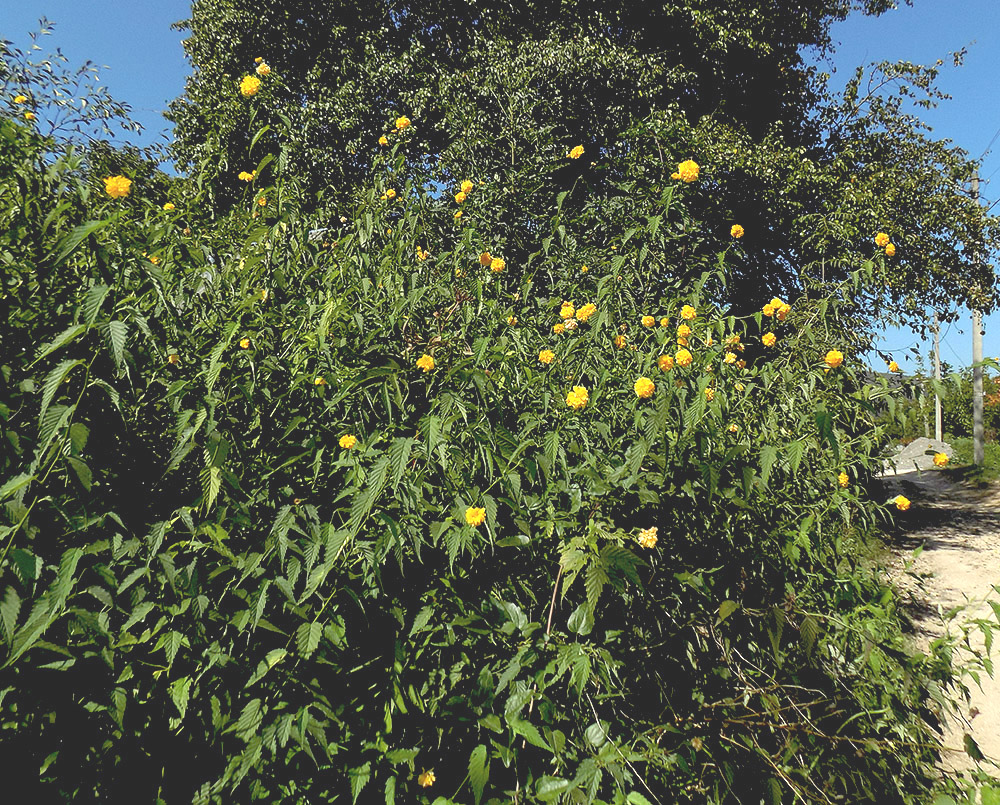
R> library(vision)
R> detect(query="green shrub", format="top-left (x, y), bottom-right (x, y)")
top-left (0, 100), bottom-right (978, 805)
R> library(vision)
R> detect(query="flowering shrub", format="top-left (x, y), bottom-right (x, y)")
top-left (0, 96), bottom-right (986, 805)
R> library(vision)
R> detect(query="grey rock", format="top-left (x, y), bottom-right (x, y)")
top-left (883, 436), bottom-right (953, 475)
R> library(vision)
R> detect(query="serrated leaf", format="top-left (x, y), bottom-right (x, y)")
top-left (49, 219), bottom-right (114, 266)
top-left (35, 324), bottom-right (87, 363)
top-left (800, 614), bottom-right (819, 655)
top-left (759, 445), bottom-right (778, 486)
top-left (106, 320), bottom-right (127, 369)
top-left (236, 698), bottom-right (262, 738)
top-left (718, 600), bottom-right (739, 622)
top-left (122, 601), bottom-right (155, 632)
top-left (585, 722), bottom-right (607, 747)
top-left (296, 621), bottom-right (322, 658)
top-left (39, 359), bottom-right (83, 424)
top-left (169, 676), bottom-right (192, 720)
top-left (82, 284), bottom-right (110, 325)
top-left (0, 587), bottom-right (21, 642)
top-left (388, 437), bottom-right (413, 491)
top-left (349, 762), bottom-right (371, 804)
top-left (468, 744), bottom-right (488, 804)
top-left (0, 473), bottom-right (33, 502)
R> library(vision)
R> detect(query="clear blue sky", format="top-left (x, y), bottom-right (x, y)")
top-left (5, 0), bottom-right (1000, 372)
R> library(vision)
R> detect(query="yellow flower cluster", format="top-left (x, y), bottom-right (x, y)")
top-left (838, 471), bottom-right (849, 488)
top-left (418, 770), bottom-right (436, 788)
top-left (680, 305), bottom-right (697, 321)
top-left (824, 350), bottom-right (843, 369)
top-left (614, 335), bottom-right (627, 349)
top-left (566, 385), bottom-right (589, 410)
top-left (339, 435), bottom-right (357, 449)
top-left (395, 115), bottom-right (411, 130)
top-left (885, 243), bottom-right (896, 257)
top-left (490, 257), bottom-right (506, 273)
top-left (256, 62), bottom-right (271, 76)
top-left (762, 297), bottom-right (791, 320)
top-left (416, 247), bottom-right (429, 260)
top-left (658, 354), bottom-right (674, 371)
top-left (163, 202), bottom-right (176, 211)
top-left (568, 145), bottom-right (584, 159)
top-left (675, 348), bottom-right (693, 367)
top-left (672, 159), bottom-right (700, 183)
top-left (762, 332), bottom-right (776, 347)
top-left (577, 303), bottom-right (597, 321)
top-left (637, 527), bottom-right (658, 549)
top-left (465, 507), bottom-right (486, 527)
top-left (705, 387), bottom-right (715, 401)
top-left (933, 452), bottom-right (949, 467)
top-left (894, 495), bottom-right (911, 511)
top-left (103, 175), bottom-right (132, 198)
top-left (240, 75), bottom-right (262, 97)
top-left (539, 349), bottom-right (555, 364)
top-left (888, 360), bottom-right (899, 373)
top-left (416, 354), bottom-right (435, 372)
top-left (13, 94), bottom-right (27, 104)
top-left (24, 111), bottom-right (36, 121)
top-left (634, 376), bottom-right (655, 399)
top-left (379, 135), bottom-right (388, 146)
top-left (875, 232), bottom-right (890, 248)
top-left (730, 224), bottom-right (744, 239)
top-left (238, 170), bottom-right (255, 182)
top-left (642, 315), bottom-right (655, 328)
top-left (560, 302), bottom-right (575, 319)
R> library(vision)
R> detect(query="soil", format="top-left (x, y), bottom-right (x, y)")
top-left (880, 467), bottom-right (1000, 775)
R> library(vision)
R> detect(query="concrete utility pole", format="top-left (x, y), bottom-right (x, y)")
top-left (972, 173), bottom-right (985, 465)
top-left (933, 310), bottom-right (943, 442)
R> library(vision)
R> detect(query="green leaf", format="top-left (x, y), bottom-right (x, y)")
top-left (169, 676), bottom-right (192, 720)
top-left (585, 722), bottom-right (607, 748)
top-left (0, 587), bottom-right (21, 643)
top-left (105, 320), bottom-right (128, 369)
top-left (296, 621), bottom-right (322, 658)
top-left (627, 794), bottom-right (654, 805)
top-left (82, 284), bottom-right (111, 325)
top-left (759, 445), bottom-right (778, 487)
top-left (0, 473), bottom-right (33, 503)
top-left (34, 324), bottom-right (87, 364)
top-left (468, 744), bottom-right (488, 805)
top-left (39, 359), bottom-right (84, 424)
top-left (718, 601), bottom-right (739, 622)
top-left (349, 762), bottom-right (371, 804)
top-left (49, 219), bottom-right (114, 267)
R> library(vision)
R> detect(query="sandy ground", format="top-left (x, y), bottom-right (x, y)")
top-left (881, 467), bottom-right (1000, 775)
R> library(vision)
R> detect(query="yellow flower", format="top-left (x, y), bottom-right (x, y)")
top-left (838, 471), bottom-right (849, 488)
top-left (103, 175), bottom-right (132, 198)
top-left (770, 297), bottom-right (784, 308)
top-left (461, 180), bottom-right (474, 194)
top-left (894, 494), bottom-right (911, 511)
top-left (660, 317), bottom-right (670, 328)
top-left (577, 303), bottom-right (597, 322)
top-left (658, 354), bottom-right (674, 371)
top-left (455, 191), bottom-right (467, 204)
top-left (736, 359), bottom-right (746, 369)
top-left (24, 111), bottom-right (36, 121)
top-left (875, 232), bottom-right (890, 248)
top-left (490, 257), bottom-right (506, 273)
top-left (418, 770), bottom-right (436, 788)
top-left (933, 452), bottom-right (950, 467)
top-left (454, 211), bottom-right (463, 219)
top-left (762, 332), bottom-right (776, 347)
top-left (239, 338), bottom-right (250, 349)
top-left (730, 224), bottom-right (744, 239)
top-left (466, 505), bottom-right (486, 527)
top-left (680, 305), bottom-right (697, 321)
top-left (637, 526), bottom-right (658, 549)
top-left (146, 253), bottom-right (160, 265)
top-left (506, 316), bottom-right (517, 326)
top-left (255, 57), bottom-right (264, 63)
top-left (568, 145), bottom-right (584, 159)
top-left (416, 354), bottom-right (435, 372)
top-left (566, 385), bottom-right (589, 410)
top-left (634, 376), bottom-right (655, 398)
top-left (676, 323), bottom-right (691, 338)
top-left (824, 350), bottom-right (844, 369)
top-left (416, 247), bottom-right (429, 260)
top-left (614, 335), bottom-right (627, 349)
top-left (240, 75), bottom-right (262, 97)
top-left (256, 62), bottom-right (271, 76)
top-left (539, 349), bottom-right (555, 364)
top-left (775, 302), bottom-right (791, 322)
top-left (395, 115), bottom-right (411, 130)
top-left (479, 251), bottom-right (493, 266)
top-left (261, 288), bottom-right (269, 301)
top-left (560, 302), bottom-right (576, 319)
top-left (162, 202), bottom-right (175, 210)
top-left (385, 189), bottom-right (397, 200)
top-left (553, 323), bottom-right (565, 334)
top-left (675, 159), bottom-right (699, 183)
top-left (704, 335), bottom-right (713, 347)
top-left (378, 135), bottom-right (388, 146)
top-left (238, 170), bottom-right (255, 182)
top-left (723, 352), bottom-right (737, 364)
top-left (13, 95), bottom-right (27, 104)
top-left (888, 360), bottom-right (900, 373)
top-left (762, 303), bottom-right (775, 317)
top-left (675, 348), bottom-right (693, 367)
top-left (314, 377), bottom-right (327, 386)
top-left (885, 243), bottom-right (896, 257)
top-left (728, 423), bottom-right (738, 433)
top-left (676, 337), bottom-right (688, 347)
top-left (642, 315), bottom-right (656, 328)
top-left (339, 435), bottom-right (357, 449)
top-left (580, 264), bottom-right (589, 273)
top-left (705, 387), bottom-right (715, 401)
top-left (257, 196), bottom-right (267, 206)
top-left (167, 353), bottom-right (180, 365)
top-left (735, 382), bottom-right (745, 391)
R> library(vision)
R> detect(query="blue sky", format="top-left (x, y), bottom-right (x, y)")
top-left (5, 0), bottom-right (1000, 372)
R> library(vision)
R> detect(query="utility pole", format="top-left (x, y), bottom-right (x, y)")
top-left (933, 310), bottom-right (943, 442)
top-left (972, 173), bottom-right (985, 465)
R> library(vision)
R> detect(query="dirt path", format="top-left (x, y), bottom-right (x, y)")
top-left (881, 468), bottom-right (1000, 773)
